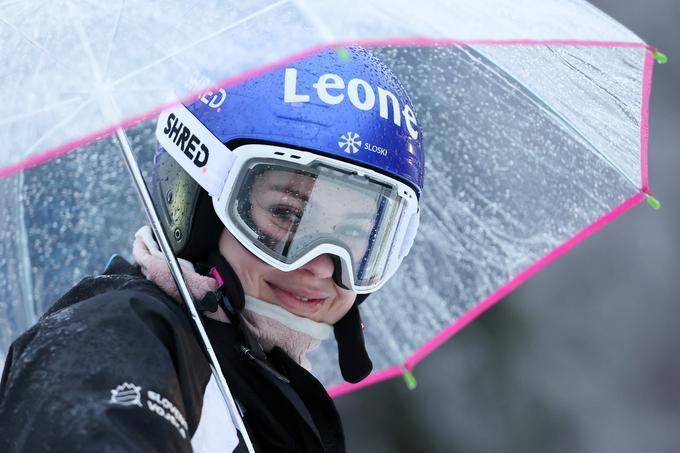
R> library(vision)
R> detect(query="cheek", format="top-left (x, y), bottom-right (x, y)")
top-left (325, 289), bottom-right (356, 324)
top-left (218, 230), bottom-right (270, 292)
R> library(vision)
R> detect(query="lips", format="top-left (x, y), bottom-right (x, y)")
top-left (267, 282), bottom-right (329, 316)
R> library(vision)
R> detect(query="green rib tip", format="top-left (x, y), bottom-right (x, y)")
top-left (402, 368), bottom-right (417, 390)
top-left (336, 47), bottom-right (351, 63)
top-left (646, 194), bottom-right (661, 210)
top-left (652, 49), bottom-right (668, 64)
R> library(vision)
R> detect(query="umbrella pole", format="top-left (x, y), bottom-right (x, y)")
top-left (114, 128), bottom-right (256, 452)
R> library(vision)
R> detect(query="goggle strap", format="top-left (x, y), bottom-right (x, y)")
top-left (155, 101), bottom-right (236, 196)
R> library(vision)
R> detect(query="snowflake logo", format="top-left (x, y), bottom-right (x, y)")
top-left (109, 382), bottom-right (143, 407)
top-left (338, 132), bottom-right (362, 154)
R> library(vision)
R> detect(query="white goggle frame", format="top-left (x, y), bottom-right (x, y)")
top-left (156, 102), bottom-right (419, 293)
top-left (212, 144), bottom-right (419, 294)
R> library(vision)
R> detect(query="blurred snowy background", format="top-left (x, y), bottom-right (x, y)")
top-left (335, 1), bottom-right (680, 452)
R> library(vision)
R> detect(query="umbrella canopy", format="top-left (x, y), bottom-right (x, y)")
top-left (0, 0), bottom-right (660, 395)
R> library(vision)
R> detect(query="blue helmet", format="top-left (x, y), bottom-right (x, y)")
top-left (186, 47), bottom-right (424, 197)
top-left (154, 46), bottom-right (425, 263)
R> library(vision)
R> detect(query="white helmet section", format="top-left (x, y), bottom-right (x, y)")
top-left (155, 102), bottom-right (236, 197)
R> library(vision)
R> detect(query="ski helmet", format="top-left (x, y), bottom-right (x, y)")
top-left (152, 47), bottom-right (424, 294)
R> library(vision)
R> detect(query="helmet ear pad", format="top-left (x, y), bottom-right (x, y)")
top-left (153, 150), bottom-right (224, 262)
top-left (181, 189), bottom-right (224, 262)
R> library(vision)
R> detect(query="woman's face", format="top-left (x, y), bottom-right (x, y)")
top-left (218, 167), bottom-right (380, 324)
top-left (218, 228), bottom-right (356, 324)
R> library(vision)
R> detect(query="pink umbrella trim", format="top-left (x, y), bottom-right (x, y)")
top-left (0, 38), bottom-right (656, 397)
top-left (329, 44), bottom-right (656, 397)
top-left (329, 191), bottom-right (647, 398)
top-left (0, 38), bottom-right (649, 181)
top-left (640, 50), bottom-right (655, 192)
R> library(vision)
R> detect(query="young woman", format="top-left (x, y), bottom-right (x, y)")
top-left (0, 47), bottom-right (424, 453)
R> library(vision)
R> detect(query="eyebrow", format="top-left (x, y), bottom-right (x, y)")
top-left (269, 185), bottom-right (376, 222)
top-left (269, 185), bottom-right (310, 203)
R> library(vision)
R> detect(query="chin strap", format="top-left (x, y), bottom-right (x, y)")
top-left (333, 294), bottom-right (372, 383)
top-left (201, 251), bottom-right (373, 384)
top-left (200, 252), bottom-right (265, 363)
top-left (204, 251), bottom-right (245, 313)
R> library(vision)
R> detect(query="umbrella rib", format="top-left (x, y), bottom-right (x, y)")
top-left (0, 0), bottom-right (24, 11)
top-left (0, 97), bottom-right (85, 127)
top-left (0, 16), bottom-right (69, 72)
top-left (293, 0), bottom-right (336, 41)
top-left (109, 0), bottom-right (292, 88)
top-left (65, 0), bottom-right (105, 84)
top-left (472, 45), bottom-right (639, 189)
top-left (100, 0), bottom-right (126, 80)
top-left (15, 171), bottom-right (38, 326)
top-left (22, 99), bottom-right (92, 157)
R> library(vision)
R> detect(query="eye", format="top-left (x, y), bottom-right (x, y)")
top-left (269, 205), bottom-right (303, 227)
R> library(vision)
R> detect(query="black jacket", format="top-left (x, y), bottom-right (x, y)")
top-left (0, 257), bottom-right (345, 452)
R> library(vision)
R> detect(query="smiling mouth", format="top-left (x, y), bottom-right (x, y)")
top-left (274, 284), bottom-right (326, 303)
top-left (267, 283), bottom-right (328, 314)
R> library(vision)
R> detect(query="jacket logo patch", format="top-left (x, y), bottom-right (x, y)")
top-left (146, 390), bottom-right (189, 439)
top-left (109, 382), bottom-right (142, 407)
top-left (108, 382), bottom-right (188, 439)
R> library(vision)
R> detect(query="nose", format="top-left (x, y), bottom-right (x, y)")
top-left (299, 254), bottom-right (335, 279)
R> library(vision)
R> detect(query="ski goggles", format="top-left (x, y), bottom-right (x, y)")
top-left (212, 144), bottom-right (420, 294)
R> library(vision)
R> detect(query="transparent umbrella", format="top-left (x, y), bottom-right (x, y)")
top-left (0, 0), bottom-right (664, 415)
